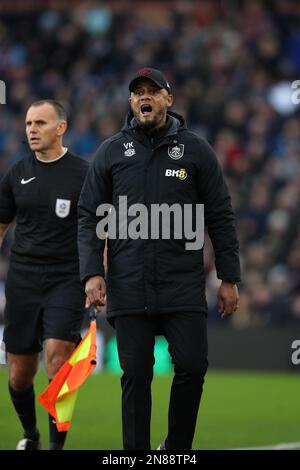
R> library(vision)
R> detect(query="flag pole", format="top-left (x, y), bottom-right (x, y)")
top-left (89, 305), bottom-right (98, 322)
top-left (88, 306), bottom-right (97, 365)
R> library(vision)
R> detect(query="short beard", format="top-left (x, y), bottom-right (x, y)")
top-left (133, 109), bottom-right (165, 131)
top-left (138, 120), bottom-right (156, 131)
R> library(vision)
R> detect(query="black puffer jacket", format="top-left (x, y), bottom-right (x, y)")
top-left (78, 111), bottom-right (240, 321)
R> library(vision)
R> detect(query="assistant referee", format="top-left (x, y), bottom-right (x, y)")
top-left (0, 100), bottom-right (89, 450)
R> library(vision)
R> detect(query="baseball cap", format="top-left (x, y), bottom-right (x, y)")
top-left (129, 67), bottom-right (171, 94)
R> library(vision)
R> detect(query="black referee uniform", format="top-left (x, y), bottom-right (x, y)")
top-left (0, 150), bottom-right (89, 354)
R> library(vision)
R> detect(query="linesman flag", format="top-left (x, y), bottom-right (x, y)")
top-left (38, 310), bottom-right (97, 431)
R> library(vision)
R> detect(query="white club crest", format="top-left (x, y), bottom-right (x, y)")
top-left (168, 143), bottom-right (184, 160)
top-left (55, 199), bottom-right (71, 218)
top-left (124, 148), bottom-right (136, 157)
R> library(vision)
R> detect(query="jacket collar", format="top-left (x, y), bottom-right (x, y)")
top-left (122, 110), bottom-right (186, 137)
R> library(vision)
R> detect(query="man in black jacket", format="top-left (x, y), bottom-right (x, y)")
top-left (78, 68), bottom-right (240, 450)
top-left (0, 100), bottom-right (89, 450)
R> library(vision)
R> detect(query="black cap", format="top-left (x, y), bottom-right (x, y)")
top-left (129, 67), bottom-right (171, 94)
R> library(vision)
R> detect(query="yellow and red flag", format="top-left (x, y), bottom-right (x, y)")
top-left (38, 317), bottom-right (97, 431)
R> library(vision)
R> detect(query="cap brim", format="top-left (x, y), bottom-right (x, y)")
top-left (129, 78), bottom-right (172, 94)
top-left (129, 76), bottom-right (165, 92)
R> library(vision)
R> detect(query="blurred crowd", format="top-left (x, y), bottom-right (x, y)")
top-left (0, 0), bottom-right (300, 328)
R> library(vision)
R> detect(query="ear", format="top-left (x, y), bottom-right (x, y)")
top-left (57, 120), bottom-right (67, 136)
top-left (167, 94), bottom-right (173, 108)
top-left (128, 96), bottom-right (132, 106)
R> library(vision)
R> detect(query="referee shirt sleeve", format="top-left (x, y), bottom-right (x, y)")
top-left (197, 138), bottom-right (241, 283)
top-left (78, 141), bottom-right (112, 283)
top-left (0, 169), bottom-right (16, 224)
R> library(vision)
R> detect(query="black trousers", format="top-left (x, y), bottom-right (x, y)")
top-left (114, 312), bottom-right (208, 450)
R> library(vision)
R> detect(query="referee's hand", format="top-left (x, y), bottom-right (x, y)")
top-left (85, 275), bottom-right (106, 311)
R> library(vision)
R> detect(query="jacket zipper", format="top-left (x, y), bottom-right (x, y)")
top-left (150, 136), bottom-right (159, 311)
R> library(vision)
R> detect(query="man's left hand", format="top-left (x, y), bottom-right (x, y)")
top-left (217, 281), bottom-right (239, 318)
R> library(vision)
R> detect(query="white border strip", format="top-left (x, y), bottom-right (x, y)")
top-left (232, 441), bottom-right (300, 450)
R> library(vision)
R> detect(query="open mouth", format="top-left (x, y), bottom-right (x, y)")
top-left (30, 138), bottom-right (40, 143)
top-left (141, 104), bottom-right (153, 115)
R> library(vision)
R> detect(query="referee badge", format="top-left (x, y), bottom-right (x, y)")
top-left (55, 199), bottom-right (71, 218)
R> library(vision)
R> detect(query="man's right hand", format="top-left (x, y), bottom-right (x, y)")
top-left (85, 275), bottom-right (106, 310)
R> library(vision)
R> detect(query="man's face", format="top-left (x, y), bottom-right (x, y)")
top-left (129, 79), bottom-right (173, 130)
top-left (25, 103), bottom-right (66, 152)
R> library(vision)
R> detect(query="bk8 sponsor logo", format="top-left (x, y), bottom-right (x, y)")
top-left (165, 168), bottom-right (187, 180)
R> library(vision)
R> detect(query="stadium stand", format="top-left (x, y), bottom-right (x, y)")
top-left (0, 0), bottom-right (299, 329)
